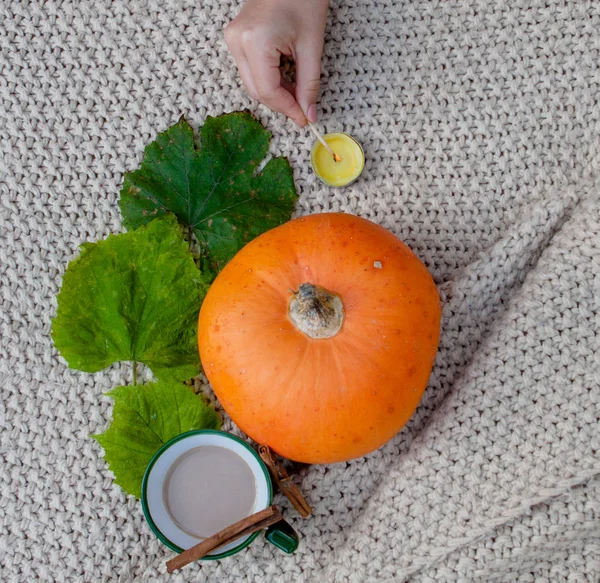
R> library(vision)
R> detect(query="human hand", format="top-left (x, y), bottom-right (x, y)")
top-left (224, 0), bottom-right (329, 127)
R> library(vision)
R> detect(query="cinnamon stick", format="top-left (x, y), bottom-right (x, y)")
top-left (258, 445), bottom-right (312, 518)
top-left (166, 505), bottom-right (282, 572)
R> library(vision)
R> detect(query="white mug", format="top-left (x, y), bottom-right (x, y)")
top-left (141, 429), bottom-right (298, 559)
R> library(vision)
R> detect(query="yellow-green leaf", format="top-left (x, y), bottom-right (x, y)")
top-left (52, 215), bottom-right (209, 381)
top-left (93, 381), bottom-right (221, 498)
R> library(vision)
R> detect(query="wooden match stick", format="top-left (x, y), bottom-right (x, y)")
top-left (166, 505), bottom-right (283, 573)
top-left (307, 121), bottom-right (341, 162)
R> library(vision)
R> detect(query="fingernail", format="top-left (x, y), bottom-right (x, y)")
top-left (307, 104), bottom-right (318, 123)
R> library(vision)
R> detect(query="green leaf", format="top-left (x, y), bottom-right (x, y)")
top-left (52, 215), bottom-right (209, 381)
top-left (119, 112), bottom-right (297, 272)
top-left (93, 381), bottom-right (221, 498)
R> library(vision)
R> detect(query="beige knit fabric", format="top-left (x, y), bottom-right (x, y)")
top-left (1, 1), bottom-right (599, 581)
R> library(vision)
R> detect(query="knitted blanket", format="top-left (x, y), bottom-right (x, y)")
top-left (1, 1), bottom-right (599, 581)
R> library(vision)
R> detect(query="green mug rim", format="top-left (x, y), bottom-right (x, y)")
top-left (140, 429), bottom-right (273, 560)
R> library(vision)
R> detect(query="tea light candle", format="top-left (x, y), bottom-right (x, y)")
top-left (310, 132), bottom-right (365, 187)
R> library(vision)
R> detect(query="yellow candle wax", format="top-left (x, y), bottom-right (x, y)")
top-left (310, 133), bottom-right (365, 187)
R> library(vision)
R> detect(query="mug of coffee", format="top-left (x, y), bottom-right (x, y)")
top-left (141, 429), bottom-right (299, 559)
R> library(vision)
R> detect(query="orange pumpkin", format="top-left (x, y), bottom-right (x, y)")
top-left (198, 213), bottom-right (441, 463)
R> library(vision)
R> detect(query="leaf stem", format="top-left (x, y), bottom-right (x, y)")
top-left (133, 361), bottom-right (138, 386)
top-left (187, 225), bottom-right (193, 252)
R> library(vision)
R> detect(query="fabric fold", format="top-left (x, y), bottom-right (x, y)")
top-left (315, 179), bottom-right (600, 582)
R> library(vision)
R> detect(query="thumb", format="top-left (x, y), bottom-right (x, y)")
top-left (295, 45), bottom-right (322, 123)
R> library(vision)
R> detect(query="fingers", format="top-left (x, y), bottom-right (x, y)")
top-left (245, 44), bottom-right (307, 127)
top-left (225, 22), bottom-right (307, 127)
top-left (224, 0), bottom-right (328, 125)
top-left (295, 44), bottom-right (322, 123)
top-left (224, 28), bottom-right (259, 99)
top-left (236, 55), bottom-right (260, 101)
top-left (280, 78), bottom-right (295, 95)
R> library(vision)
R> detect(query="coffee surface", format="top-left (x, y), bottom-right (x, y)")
top-left (163, 445), bottom-right (257, 539)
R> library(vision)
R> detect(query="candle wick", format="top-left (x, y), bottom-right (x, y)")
top-left (333, 153), bottom-right (342, 163)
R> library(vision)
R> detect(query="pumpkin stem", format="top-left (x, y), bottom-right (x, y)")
top-left (289, 283), bottom-right (344, 339)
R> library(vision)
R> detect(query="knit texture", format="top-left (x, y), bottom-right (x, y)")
top-left (1, 1), bottom-right (599, 581)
